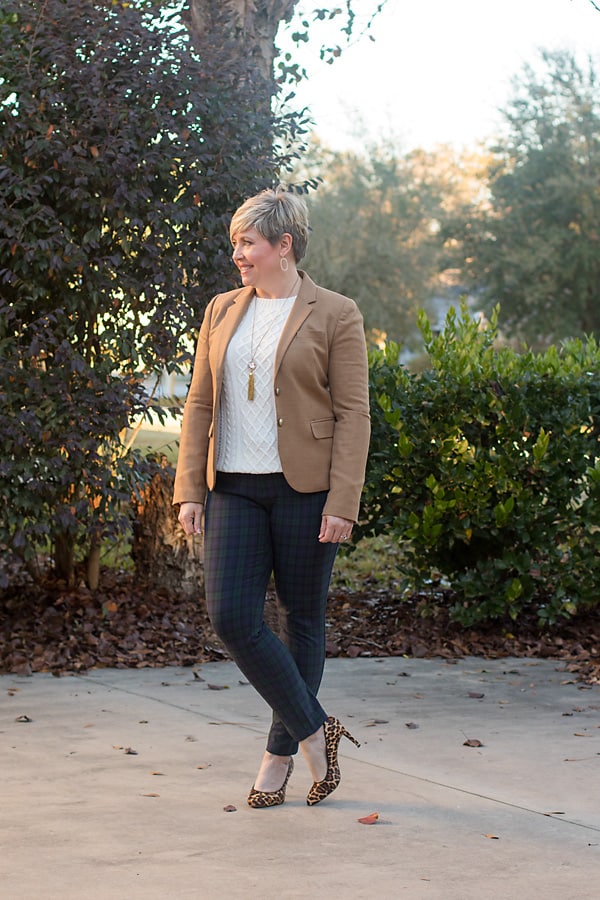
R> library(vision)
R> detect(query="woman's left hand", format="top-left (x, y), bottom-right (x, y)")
top-left (319, 515), bottom-right (354, 544)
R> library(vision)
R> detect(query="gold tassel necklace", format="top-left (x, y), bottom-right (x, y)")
top-left (247, 279), bottom-right (300, 401)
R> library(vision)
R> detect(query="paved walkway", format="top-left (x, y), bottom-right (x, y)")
top-left (3, 657), bottom-right (599, 899)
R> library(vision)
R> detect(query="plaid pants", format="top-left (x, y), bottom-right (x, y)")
top-left (204, 472), bottom-right (338, 756)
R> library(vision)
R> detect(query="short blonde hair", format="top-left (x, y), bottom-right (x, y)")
top-left (229, 187), bottom-right (310, 262)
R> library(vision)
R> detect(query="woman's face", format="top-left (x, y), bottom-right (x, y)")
top-left (231, 227), bottom-right (286, 292)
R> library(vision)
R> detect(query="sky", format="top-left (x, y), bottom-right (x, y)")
top-left (279, 0), bottom-right (600, 152)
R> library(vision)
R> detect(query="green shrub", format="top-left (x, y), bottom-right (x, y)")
top-left (358, 303), bottom-right (600, 625)
top-left (0, 0), bottom-right (301, 587)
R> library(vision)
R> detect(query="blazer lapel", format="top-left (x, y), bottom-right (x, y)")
top-left (275, 271), bottom-right (316, 375)
top-left (212, 286), bottom-right (255, 387)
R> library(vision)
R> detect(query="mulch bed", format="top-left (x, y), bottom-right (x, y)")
top-left (1, 570), bottom-right (599, 684)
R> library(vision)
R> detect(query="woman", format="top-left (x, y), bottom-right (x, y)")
top-left (174, 187), bottom-right (370, 807)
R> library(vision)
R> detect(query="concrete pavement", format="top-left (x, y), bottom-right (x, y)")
top-left (3, 657), bottom-right (599, 899)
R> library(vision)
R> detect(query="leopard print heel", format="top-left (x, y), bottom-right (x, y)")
top-left (247, 758), bottom-right (294, 809)
top-left (306, 716), bottom-right (360, 806)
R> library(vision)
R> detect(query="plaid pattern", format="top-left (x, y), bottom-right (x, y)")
top-left (204, 472), bottom-right (338, 756)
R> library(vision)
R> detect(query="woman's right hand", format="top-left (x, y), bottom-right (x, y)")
top-left (178, 502), bottom-right (204, 535)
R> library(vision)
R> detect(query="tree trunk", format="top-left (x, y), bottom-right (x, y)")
top-left (54, 531), bottom-right (75, 587)
top-left (86, 533), bottom-right (102, 591)
top-left (187, 0), bottom-right (297, 83)
top-left (131, 467), bottom-right (204, 597)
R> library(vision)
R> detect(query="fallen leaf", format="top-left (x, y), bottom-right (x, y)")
top-left (405, 722), bottom-right (419, 729)
top-left (544, 811), bottom-right (565, 816)
top-left (196, 763), bottom-right (212, 770)
top-left (365, 719), bottom-right (389, 727)
top-left (142, 793), bottom-right (160, 798)
top-left (15, 714), bottom-right (32, 723)
top-left (207, 684), bottom-right (229, 691)
top-left (151, 771), bottom-right (165, 776)
top-left (468, 692), bottom-right (485, 699)
top-left (223, 805), bottom-right (237, 813)
top-left (483, 834), bottom-right (499, 840)
top-left (463, 738), bottom-right (484, 747)
top-left (124, 747), bottom-right (138, 755)
top-left (358, 812), bottom-right (379, 825)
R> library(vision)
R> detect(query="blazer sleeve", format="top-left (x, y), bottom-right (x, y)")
top-left (322, 298), bottom-right (371, 522)
top-left (172, 298), bottom-right (215, 506)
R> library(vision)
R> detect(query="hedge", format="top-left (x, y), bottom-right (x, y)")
top-left (357, 304), bottom-right (600, 625)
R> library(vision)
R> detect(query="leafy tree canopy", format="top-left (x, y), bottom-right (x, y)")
top-left (0, 0), bottom-right (296, 368)
top-left (297, 138), bottom-right (477, 348)
top-left (446, 49), bottom-right (600, 348)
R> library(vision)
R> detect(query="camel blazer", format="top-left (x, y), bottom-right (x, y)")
top-left (172, 271), bottom-right (371, 522)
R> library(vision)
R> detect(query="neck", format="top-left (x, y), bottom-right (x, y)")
top-left (255, 270), bottom-right (301, 300)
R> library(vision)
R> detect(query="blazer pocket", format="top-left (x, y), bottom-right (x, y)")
top-left (292, 325), bottom-right (328, 345)
top-left (310, 417), bottom-right (335, 439)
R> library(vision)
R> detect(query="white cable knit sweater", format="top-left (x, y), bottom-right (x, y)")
top-left (216, 295), bottom-right (295, 474)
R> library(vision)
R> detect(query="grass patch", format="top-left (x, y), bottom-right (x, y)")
top-left (129, 427), bottom-right (180, 464)
top-left (332, 535), bottom-right (405, 593)
top-left (99, 532), bottom-right (134, 572)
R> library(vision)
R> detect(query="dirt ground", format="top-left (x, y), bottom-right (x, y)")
top-left (1, 569), bottom-right (599, 684)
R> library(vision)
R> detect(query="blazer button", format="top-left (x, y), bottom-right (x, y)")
top-left (275, 387), bottom-right (280, 395)
top-left (277, 417), bottom-right (284, 427)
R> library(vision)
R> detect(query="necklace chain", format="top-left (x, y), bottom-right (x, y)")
top-left (247, 278), bottom-right (300, 401)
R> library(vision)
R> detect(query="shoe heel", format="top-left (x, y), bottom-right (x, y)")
top-left (342, 727), bottom-right (360, 749)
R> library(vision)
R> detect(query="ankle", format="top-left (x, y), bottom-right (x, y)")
top-left (300, 725), bottom-right (327, 783)
top-left (254, 752), bottom-right (292, 792)
top-left (302, 724), bottom-right (325, 747)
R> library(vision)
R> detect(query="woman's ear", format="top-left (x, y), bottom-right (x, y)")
top-left (280, 232), bottom-right (293, 257)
